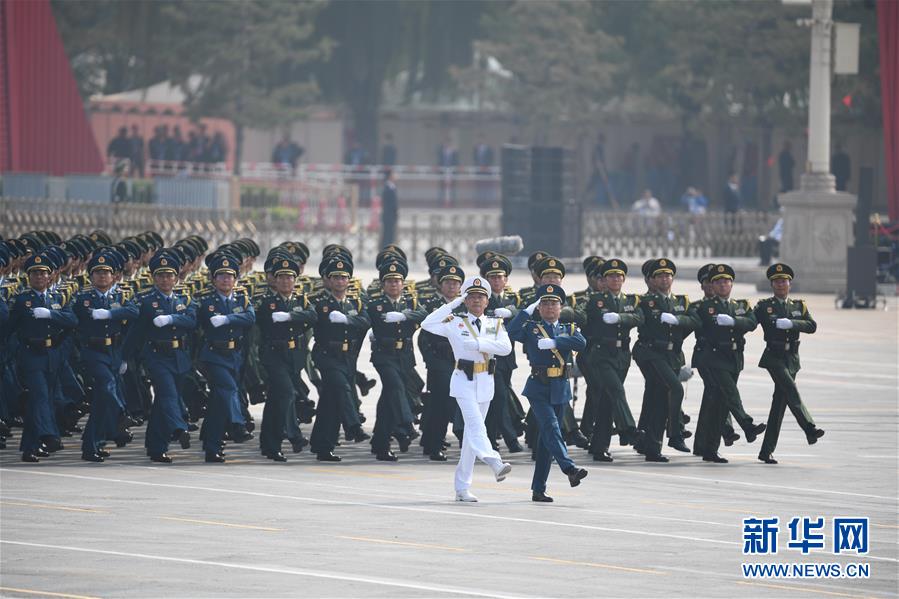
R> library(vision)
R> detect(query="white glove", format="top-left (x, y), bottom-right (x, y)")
top-left (602, 312), bottom-right (620, 324)
top-left (776, 318), bottom-right (794, 330)
top-left (448, 296), bottom-right (464, 309)
top-left (119, 362), bottom-right (128, 375)
top-left (537, 338), bottom-right (556, 350)
top-left (368, 330), bottom-right (376, 342)
top-left (153, 314), bottom-right (173, 328)
top-left (210, 314), bottom-right (229, 328)
top-left (494, 307), bottom-right (512, 319)
top-left (92, 308), bottom-right (112, 320)
top-left (329, 311), bottom-right (348, 324)
top-left (524, 300), bottom-right (540, 315)
top-left (272, 311), bottom-right (290, 323)
top-left (462, 339), bottom-right (479, 351)
top-left (716, 314), bottom-right (735, 327)
top-left (678, 365), bottom-right (694, 382)
top-left (33, 307), bottom-right (51, 319)
top-left (660, 312), bottom-right (678, 325)
top-left (383, 311), bottom-right (407, 323)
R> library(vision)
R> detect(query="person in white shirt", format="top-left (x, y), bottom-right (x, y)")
top-left (421, 276), bottom-right (513, 502)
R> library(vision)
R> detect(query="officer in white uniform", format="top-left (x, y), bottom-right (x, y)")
top-left (421, 276), bottom-right (513, 502)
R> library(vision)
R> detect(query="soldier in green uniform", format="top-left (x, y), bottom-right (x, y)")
top-left (255, 255), bottom-right (317, 462)
top-left (633, 258), bottom-right (694, 461)
top-left (577, 258), bottom-right (645, 462)
top-left (754, 263), bottom-right (824, 464)
top-left (690, 264), bottom-right (741, 457)
top-left (480, 253), bottom-right (525, 453)
top-left (366, 257), bottom-right (427, 461)
top-left (687, 264), bottom-right (767, 463)
top-left (567, 256), bottom-right (605, 442)
top-left (517, 250), bottom-right (550, 306)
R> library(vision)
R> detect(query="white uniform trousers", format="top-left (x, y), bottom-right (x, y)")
top-left (454, 395), bottom-right (503, 492)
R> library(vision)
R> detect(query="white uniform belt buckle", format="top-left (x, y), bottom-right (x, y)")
top-left (731, 342), bottom-right (737, 350)
top-left (666, 342), bottom-right (673, 350)
top-left (784, 342), bottom-right (790, 351)
top-left (228, 340), bottom-right (236, 349)
top-left (341, 342), bottom-right (349, 352)
top-left (44, 338), bottom-right (53, 348)
top-left (615, 340), bottom-right (622, 348)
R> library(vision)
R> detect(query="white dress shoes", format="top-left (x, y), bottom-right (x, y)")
top-left (455, 489), bottom-right (479, 502)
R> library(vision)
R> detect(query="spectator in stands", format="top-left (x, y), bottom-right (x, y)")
top-left (437, 138), bottom-right (459, 168)
top-left (187, 130), bottom-right (202, 163)
top-left (631, 189), bottom-right (662, 217)
top-left (722, 173), bottom-right (741, 214)
top-left (472, 137), bottom-right (494, 169)
top-left (831, 142), bottom-right (851, 191)
top-left (209, 132), bottom-right (228, 164)
top-left (129, 125), bottom-right (145, 178)
top-left (166, 126), bottom-right (185, 164)
top-left (778, 140), bottom-right (795, 192)
top-left (149, 125), bottom-right (167, 163)
top-left (680, 186), bottom-right (708, 214)
top-left (272, 133), bottom-right (304, 173)
top-left (197, 123), bottom-right (212, 162)
top-left (344, 141), bottom-right (367, 167)
top-left (381, 133), bottom-right (397, 166)
top-left (107, 127), bottom-right (130, 163)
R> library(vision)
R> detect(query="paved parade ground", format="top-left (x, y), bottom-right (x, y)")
top-left (1, 273), bottom-right (897, 599)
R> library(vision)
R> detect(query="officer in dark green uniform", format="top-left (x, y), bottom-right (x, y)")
top-left (309, 257), bottom-right (371, 461)
top-left (418, 263), bottom-right (464, 460)
top-left (480, 253), bottom-right (524, 453)
top-left (687, 264), bottom-right (766, 463)
top-left (568, 256), bottom-right (605, 442)
top-left (517, 250), bottom-right (550, 306)
top-left (255, 256), bottom-right (317, 462)
top-left (690, 263), bottom-right (740, 457)
top-left (367, 257), bottom-right (427, 461)
top-left (577, 258), bottom-right (644, 462)
top-left (754, 263), bottom-right (824, 464)
top-left (633, 258), bottom-right (694, 461)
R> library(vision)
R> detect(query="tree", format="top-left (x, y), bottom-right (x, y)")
top-left (157, 1), bottom-right (330, 174)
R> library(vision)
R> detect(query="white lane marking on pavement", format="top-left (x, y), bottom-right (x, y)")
top-left (6, 469), bottom-right (897, 563)
top-left (0, 540), bottom-right (529, 599)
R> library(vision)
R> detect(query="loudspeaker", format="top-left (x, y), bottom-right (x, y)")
top-left (846, 245), bottom-right (877, 298)
top-left (855, 166), bottom-right (873, 246)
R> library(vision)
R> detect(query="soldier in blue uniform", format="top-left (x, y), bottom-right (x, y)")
top-left (196, 253), bottom-right (256, 462)
top-left (7, 253), bottom-right (78, 462)
top-left (255, 255), bottom-right (317, 461)
top-left (72, 251), bottom-right (139, 462)
top-left (507, 284), bottom-right (589, 502)
top-left (309, 256), bottom-right (371, 461)
top-left (366, 258), bottom-right (427, 461)
top-left (754, 263), bottom-right (824, 464)
top-left (126, 250), bottom-right (197, 463)
top-left (686, 264), bottom-right (766, 463)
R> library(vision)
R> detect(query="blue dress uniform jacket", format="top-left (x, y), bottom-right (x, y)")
top-left (72, 287), bottom-right (139, 455)
top-left (7, 288), bottom-right (78, 453)
top-left (507, 310), bottom-right (586, 405)
top-left (127, 287), bottom-right (197, 457)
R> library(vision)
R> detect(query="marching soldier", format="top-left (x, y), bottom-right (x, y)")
top-left (633, 258), bottom-right (694, 462)
top-left (480, 253), bottom-right (525, 453)
top-left (255, 255), bottom-right (317, 462)
top-left (8, 252), bottom-right (77, 462)
top-left (577, 259), bottom-right (644, 462)
top-left (690, 264), bottom-right (740, 457)
top-left (421, 276), bottom-right (513, 502)
top-left (569, 256), bottom-right (606, 444)
top-left (72, 251), bottom-right (138, 462)
top-left (507, 284), bottom-right (589, 502)
top-left (687, 264), bottom-right (766, 463)
top-left (366, 258), bottom-right (427, 461)
top-left (126, 250), bottom-right (197, 463)
top-left (196, 253), bottom-right (256, 463)
top-left (309, 256), bottom-right (371, 462)
top-left (754, 263), bottom-right (824, 464)
top-left (418, 263), bottom-right (464, 461)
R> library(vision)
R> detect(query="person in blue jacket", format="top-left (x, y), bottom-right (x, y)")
top-left (507, 284), bottom-right (589, 502)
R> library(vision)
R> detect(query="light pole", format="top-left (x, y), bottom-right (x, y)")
top-left (801, 0), bottom-right (836, 190)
